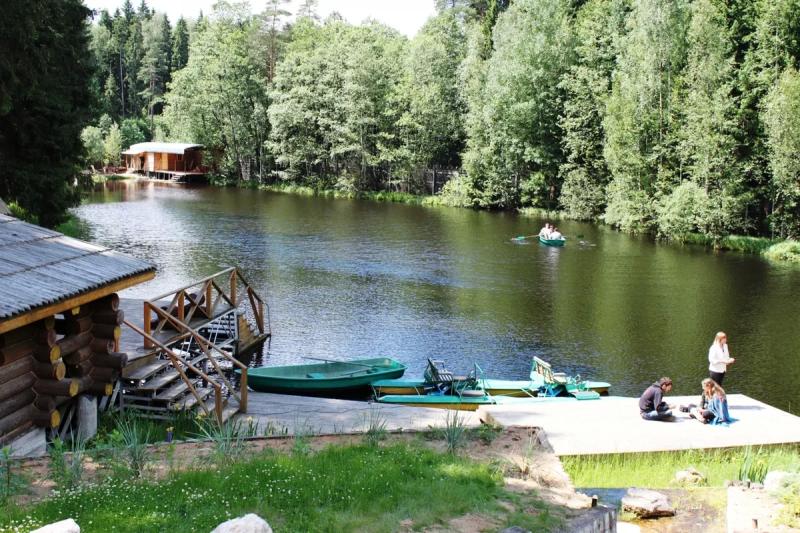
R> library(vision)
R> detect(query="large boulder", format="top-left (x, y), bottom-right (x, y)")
top-left (621, 488), bottom-right (675, 519)
top-left (210, 514), bottom-right (272, 533)
top-left (31, 519), bottom-right (80, 533)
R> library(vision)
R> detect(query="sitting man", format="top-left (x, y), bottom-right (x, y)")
top-left (538, 223), bottom-right (551, 238)
top-left (639, 377), bottom-right (674, 421)
top-left (549, 227), bottom-right (563, 239)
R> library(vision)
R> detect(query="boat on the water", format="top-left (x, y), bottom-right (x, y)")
top-left (373, 358), bottom-right (608, 411)
top-left (539, 236), bottom-right (566, 247)
top-left (372, 357), bottom-right (609, 398)
top-left (239, 357), bottom-right (407, 394)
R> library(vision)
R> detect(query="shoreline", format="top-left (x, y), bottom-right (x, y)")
top-left (254, 182), bottom-right (799, 264)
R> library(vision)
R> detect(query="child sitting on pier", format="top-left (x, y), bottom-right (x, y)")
top-left (639, 377), bottom-right (674, 421)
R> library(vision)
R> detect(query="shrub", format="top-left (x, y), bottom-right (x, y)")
top-left (764, 240), bottom-right (800, 264)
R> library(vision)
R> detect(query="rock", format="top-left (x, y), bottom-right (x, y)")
top-left (499, 527), bottom-right (530, 533)
top-left (621, 488), bottom-right (675, 519)
top-left (31, 518), bottom-right (80, 533)
top-left (210, 514), bottom-right (272, 533)
top-left (764, 471), bottom-right (794, 491)
top-left (750, 482), bottom-right (764, 490)
top-left (675, 467), bottom-right (706, 485)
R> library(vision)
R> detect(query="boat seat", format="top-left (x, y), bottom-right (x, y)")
top-left (572, 390), bottom-right (600, 400)
top-left (553, 372), bottom-right (568, 384)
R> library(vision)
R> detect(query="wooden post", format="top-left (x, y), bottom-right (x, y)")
top-left (214, 388), bottom-right (223, 425)
top-left (258, 301), bottom-right (265, 333)
top-left (230, 270), bottom-right (237, 307)
top-left (206, 282), bottom-right (213, 318)
top-left (143, 301), bottom-right (152, 348)
top-left (177, 290), bottom-right (185, 322)
top-left (240, 369), bottom-right (247, 413)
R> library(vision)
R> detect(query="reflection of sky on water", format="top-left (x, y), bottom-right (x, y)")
top-left (73, 182), bottom-right (800, 413)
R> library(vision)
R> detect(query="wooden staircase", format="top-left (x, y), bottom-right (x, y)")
top-left (115, 268), bottom-right (269, 423)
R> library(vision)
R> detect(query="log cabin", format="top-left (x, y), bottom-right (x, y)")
top-left (122, 141), bottom-right (205, 182)
top-left (0, 213), bottom-right (155, 455)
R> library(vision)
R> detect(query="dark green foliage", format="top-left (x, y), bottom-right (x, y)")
top-left (77, 0), bottom-right (800, 241)
top-left (0, 0), bottom-right (94, 227)
top-left (170, 18), bottom-right (190, 72)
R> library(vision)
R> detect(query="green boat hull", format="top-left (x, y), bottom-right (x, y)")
top-left (375, 393), bottom-right (579, 411)
top-left (239, 358), bottom-right (407, 394)
top-left (539, 236), bottom-right (566, 247)
top-left (372, 378), bottom-right (610, 397)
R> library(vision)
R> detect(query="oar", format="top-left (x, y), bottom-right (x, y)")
top-left (511, 234), bottom-right (537, 241)
top-left (302, 356), bottom-right (387, 369)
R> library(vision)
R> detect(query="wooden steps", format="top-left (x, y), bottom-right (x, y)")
top-left (123, 359), bottom-right (170, 380)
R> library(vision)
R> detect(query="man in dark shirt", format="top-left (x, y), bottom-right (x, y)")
top-left (639, 377), bottom-right (674, 421)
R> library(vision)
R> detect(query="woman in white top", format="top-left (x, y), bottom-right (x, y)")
top-left (708, 331), bottom-right (735, 385)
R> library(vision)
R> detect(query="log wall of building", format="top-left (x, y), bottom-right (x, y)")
top-left (0, 293), bottom-right (127, 445)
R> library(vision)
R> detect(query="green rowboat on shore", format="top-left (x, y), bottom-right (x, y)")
top-left (238, 357), bottom-right (407, 394)
top-left (539, 236), bottom-right (566, 247)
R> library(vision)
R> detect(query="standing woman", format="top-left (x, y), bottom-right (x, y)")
top-left (708, 332), bottom-right (735, 385)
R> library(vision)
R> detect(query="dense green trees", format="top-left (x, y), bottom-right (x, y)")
top-left (0, 0), bottom-right (93, 227)
top-left (71, 0), bottom-right (800, 240)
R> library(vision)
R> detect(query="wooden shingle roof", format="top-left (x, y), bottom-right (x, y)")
top-left (0, 214), bottom-right (155, 323)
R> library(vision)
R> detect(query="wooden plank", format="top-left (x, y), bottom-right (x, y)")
top-left (0, 271), bottom-right (155, 335)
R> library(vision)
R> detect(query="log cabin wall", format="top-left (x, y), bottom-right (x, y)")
top-left (0, 294), bottom-right (128, 445)
top-left (0, 214), bottom-right (156, 448)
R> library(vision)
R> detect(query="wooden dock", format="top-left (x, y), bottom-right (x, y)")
top-left (237, 392), bottom-right (481, 436)
top-left (478, 394), bottom-right (800, 455)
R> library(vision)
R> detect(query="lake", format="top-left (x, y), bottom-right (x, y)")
top-left (74, 180), bottom-right (800, 414)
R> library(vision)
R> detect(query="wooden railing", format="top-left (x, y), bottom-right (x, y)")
top-left (137, 305), bottom-right (248, 414)
top-left (143, 267), bottom-right (270, 348)
top-left (123, 319), bottom-right (228, 423)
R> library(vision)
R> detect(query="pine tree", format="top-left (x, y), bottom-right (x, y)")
top-left (171, 17), bottom-right (190, 72)
top-left (0, 0), bottom-right (94, 226)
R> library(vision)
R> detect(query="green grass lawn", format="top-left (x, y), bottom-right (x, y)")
top-left (562, 446), bottom-right (800, 488)
top-left (0, 442), bottom-right (560, 533)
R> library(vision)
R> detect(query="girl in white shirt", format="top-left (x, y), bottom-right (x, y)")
top-left (708, 331), bottom-right (735, 385)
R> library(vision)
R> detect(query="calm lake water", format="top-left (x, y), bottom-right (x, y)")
top-left (74, 180), bottom-right (800, 414)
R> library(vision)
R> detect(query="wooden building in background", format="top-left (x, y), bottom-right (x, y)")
top-left (122, 142), bottom-right (205, 182)
top-left (0, 214), bottom-right (155, 455)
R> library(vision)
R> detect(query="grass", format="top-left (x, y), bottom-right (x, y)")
top-left (778, 479), bottom-right (800, 528)
top-left (562, 445), bottom-right (800, 488)
top-left (0, 442), bottom-right (560, 533)
top-left (259, 182), bottom-right (448, 207)
top-left (764, 240), bottom-right (800, 264)
top-left (91, 174), bottom-right (128, 183)
top-left (518, 206), bottom-right (570, 220)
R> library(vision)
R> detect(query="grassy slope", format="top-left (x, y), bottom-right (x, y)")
top-left (0, 443), bottom-right (559, 533)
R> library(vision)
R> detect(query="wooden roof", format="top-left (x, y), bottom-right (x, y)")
top-left (0, 214), bottom-right (155, 329)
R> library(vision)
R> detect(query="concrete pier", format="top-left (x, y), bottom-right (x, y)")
top-left (238, 392), bottom-right (481, 436)
top-left (478, 394), bottom-right (800, 455)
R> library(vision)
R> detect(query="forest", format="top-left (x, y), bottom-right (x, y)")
top-left (2, 0), bottom-right (800, 244)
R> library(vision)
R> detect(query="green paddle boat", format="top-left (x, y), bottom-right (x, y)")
top-left (539, 235), bottom-right (566, 247)
top-left (373, 360), bottom-right (605, 411)
top-left (239, 357), bottom-right (407, 394)
top-left (372, 357), bottom-right (610, 398)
